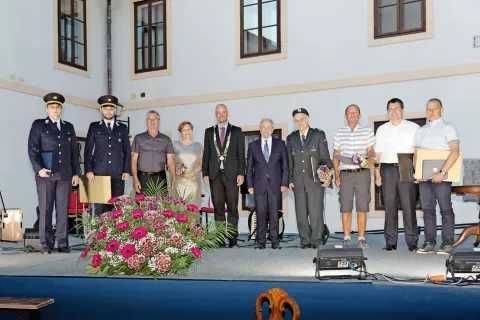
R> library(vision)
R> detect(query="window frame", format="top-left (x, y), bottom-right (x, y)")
top-left (240, 0), bottom-right (282, 59)
top-left (374, 0), bottom-right (426, 39)
top-left (57, 0), bottom-right (88, 71)
top-left (134, 0), bottom-right (167, 74)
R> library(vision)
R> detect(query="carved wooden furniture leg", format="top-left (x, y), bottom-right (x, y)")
top-left (453, 223), bottom-right (480, 248)
top-left (256, 288), bottom-right (300, 320)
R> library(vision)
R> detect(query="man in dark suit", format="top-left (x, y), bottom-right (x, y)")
top-left (287, 108), bottom-right (333, 249)
top-left (246, 118), bottom-right (288, 249)
top-left (202, 104), bottom-right (245, 248)
top-left (28, 93), bottom-right (80, 254)
top-left (84, 95), bottom-right (131, 215)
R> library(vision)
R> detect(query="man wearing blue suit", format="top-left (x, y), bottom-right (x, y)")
top-left (84, 95), bottom-right (131, 215)
top-left (28, 93), bottom-right (80, 254)
top-left (246, 118), bottom-right (289, 249)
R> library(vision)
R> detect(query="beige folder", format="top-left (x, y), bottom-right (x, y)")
top-left (79, 175), bottom-right (111, 204)
top-left (414, 149), bottom-right (463, 182)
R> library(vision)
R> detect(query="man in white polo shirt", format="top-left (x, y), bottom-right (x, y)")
top-left (374, 98), bottom-right (420, 252)
top-left (414, 98), bottom-right (460, 255)
top-left (333, 104), bottom-right (376, 249)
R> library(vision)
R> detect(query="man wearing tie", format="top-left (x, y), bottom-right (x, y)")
top-left (246, 119), bottom-right (289, 249)
top-left (202, 104), bottom-right (245, 248)
top-left (28, 93), bottom-right (80, 254)
top-left (287, 108), bottom-right (333, 249)
top-left (84, 95), bottom-right (131, 215)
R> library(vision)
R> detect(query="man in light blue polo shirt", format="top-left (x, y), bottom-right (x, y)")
top-left (413, 98), bottom-right (460, 255)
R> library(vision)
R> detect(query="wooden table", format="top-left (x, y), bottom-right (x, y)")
top-left (0, 298), bottom-right (54, 320)
top-left (451, 186), bottom-right (480, 247)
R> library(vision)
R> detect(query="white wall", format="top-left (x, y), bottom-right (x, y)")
top-left (112, 0), bottom-right (480, 102)
top-left (0, 89), bottom-right (100, 230)
top-left (0, 0), bottom-right (108, 100)
top-left (124, 73), bottom-right (480, 234)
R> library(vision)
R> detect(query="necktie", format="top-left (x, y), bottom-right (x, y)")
top-left (107, 122), bottom-right (112, 133)
top-left (301, 134), bottom-right (305, 146)
top-left (54, 121), bottom-right (60, 131)
top-left (263, 140), bottom-right (269, 162)
top-left (220, 127), bottom-right (225, 147)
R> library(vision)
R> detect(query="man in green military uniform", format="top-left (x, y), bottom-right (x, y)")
top-left (287, 108), bottom-right (333, 249)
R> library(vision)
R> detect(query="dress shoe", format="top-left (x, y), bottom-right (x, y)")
top-left (58, 247), bottom-right (71, 253)
top-left (272, 243), bottom-right (281, 249)
top-left (255, 244), bottom-right (265, 249)
top-left (408, 245), bottom-right (419, 252)
top-left (229, 239), bottom-right (239, 248)
top-left (298, 244), bottom-right (312, 249)
top-left (41, 248), bottom-right (51, 254)
top-left (383, 244), bottom-right (397, 251)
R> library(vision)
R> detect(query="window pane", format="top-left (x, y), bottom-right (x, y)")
top-left (75, 43), bottom-right (85, 67)
top-left (243, 29), bottom-right (259, 54)
top-left (60, 38), bottom-right (67, 61)
top-left (403, 1), bottom-right (422, 30)
top-left (378, 6), bottom-right (397, 34)
top-left (379, 0), bottom-right (397, 6)
top-left (243, 4), bottom-right (258, 30)
top-left (137, 26), bottom-right (149, 48)
top-left (153, 45), bottom-right (164, 68)
top-left (66, 39), bottom-right (73, 63)
top-left (75, 20), bottom-right (85, 44)
top-left (261, 26), bottom-right (277, 51)
top-left (60, 0), bottom-right (71, 15)
top-left (152, 23), bottom-right (164, 46)
top-left (136, 3), bottom-right (149, 26)
top-left (64, 16), bottom-right (72, 39)
top-left (262, 1), bottom-right (277, 27)
top-left (137, 48), bottom-right (149, 70)
top-left (60, 15), bottom-right (67, 37)
top-left (152, 1), bottom-right (164, 24)
top-left (243, 0), bottom-right (258, 6)
top-left (74, 0), bottom-right (84, 22)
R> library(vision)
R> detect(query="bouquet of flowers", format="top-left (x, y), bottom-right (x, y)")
top-left (352, 153), bottom-right (368, 168)
top-left (176, 163), bottom-right (188, 176)
top-left (78, 192), bottom-right (234, 278)
top-left (317, 165), bottom-right (334, 183)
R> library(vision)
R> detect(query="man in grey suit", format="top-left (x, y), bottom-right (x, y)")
top-left (287, 108), bottom-right (333, 249)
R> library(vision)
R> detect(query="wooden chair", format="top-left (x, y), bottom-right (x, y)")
top-left (256, 288), bottom-right (300, 320)
top-left (0, 297), bottom-right (54, 319)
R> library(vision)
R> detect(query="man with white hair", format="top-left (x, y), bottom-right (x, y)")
top-left (246, 118), bottom-right (289, 249)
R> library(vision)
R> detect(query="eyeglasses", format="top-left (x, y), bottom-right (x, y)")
top-left (146, 118), bottom-right (160, 123)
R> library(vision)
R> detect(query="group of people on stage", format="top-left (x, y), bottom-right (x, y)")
top-left (28, 93), bottom-right (460, 256)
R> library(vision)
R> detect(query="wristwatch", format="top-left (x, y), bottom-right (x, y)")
top-left (439, 170), bottom-right (447, 176)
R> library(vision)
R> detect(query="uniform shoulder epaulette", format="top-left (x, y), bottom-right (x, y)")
top-left (289, 130), bottom-right (299, 135)
top-left (312, 128), bottom-right (319, 131)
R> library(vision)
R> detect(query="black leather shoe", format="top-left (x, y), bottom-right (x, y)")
top-left (272, 243), bottom-right (281, 249)
top-left (41, 248), bottom-right (51, 254)
top-left (383, 244), bottom-right (397, 251)
top-left (255, 244), bottom-right (265, 249)
top-left (408, 245), bottom-right (419, 252)
top-left (298, 244), bottom-right (312, 249)
top-left (58, 247), bottom-right (71, 253)
top-left (229, 239), bottom-right (239, 248)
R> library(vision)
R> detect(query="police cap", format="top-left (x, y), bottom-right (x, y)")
top-left (97, 95), bottom-right (118, 108)
top-left (43, 93), bottom-right (65, 106)
top-left (292, 108), bottom-right (309, 117)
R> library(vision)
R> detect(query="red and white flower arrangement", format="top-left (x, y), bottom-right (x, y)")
top-left (78, 193), bottom-right (232, 277)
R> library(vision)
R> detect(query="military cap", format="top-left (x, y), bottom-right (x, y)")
top-left (97, 95), bottom-right (118, 107)
top-left (292, 108), bottom-right (309, 117)
top-left (43, 93), bottom-right (65, 106)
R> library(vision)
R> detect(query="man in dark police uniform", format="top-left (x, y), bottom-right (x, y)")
top-left (28, 93), bottom-right (80, 254)
top-left (84, 95), bottom-right (131, 215)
